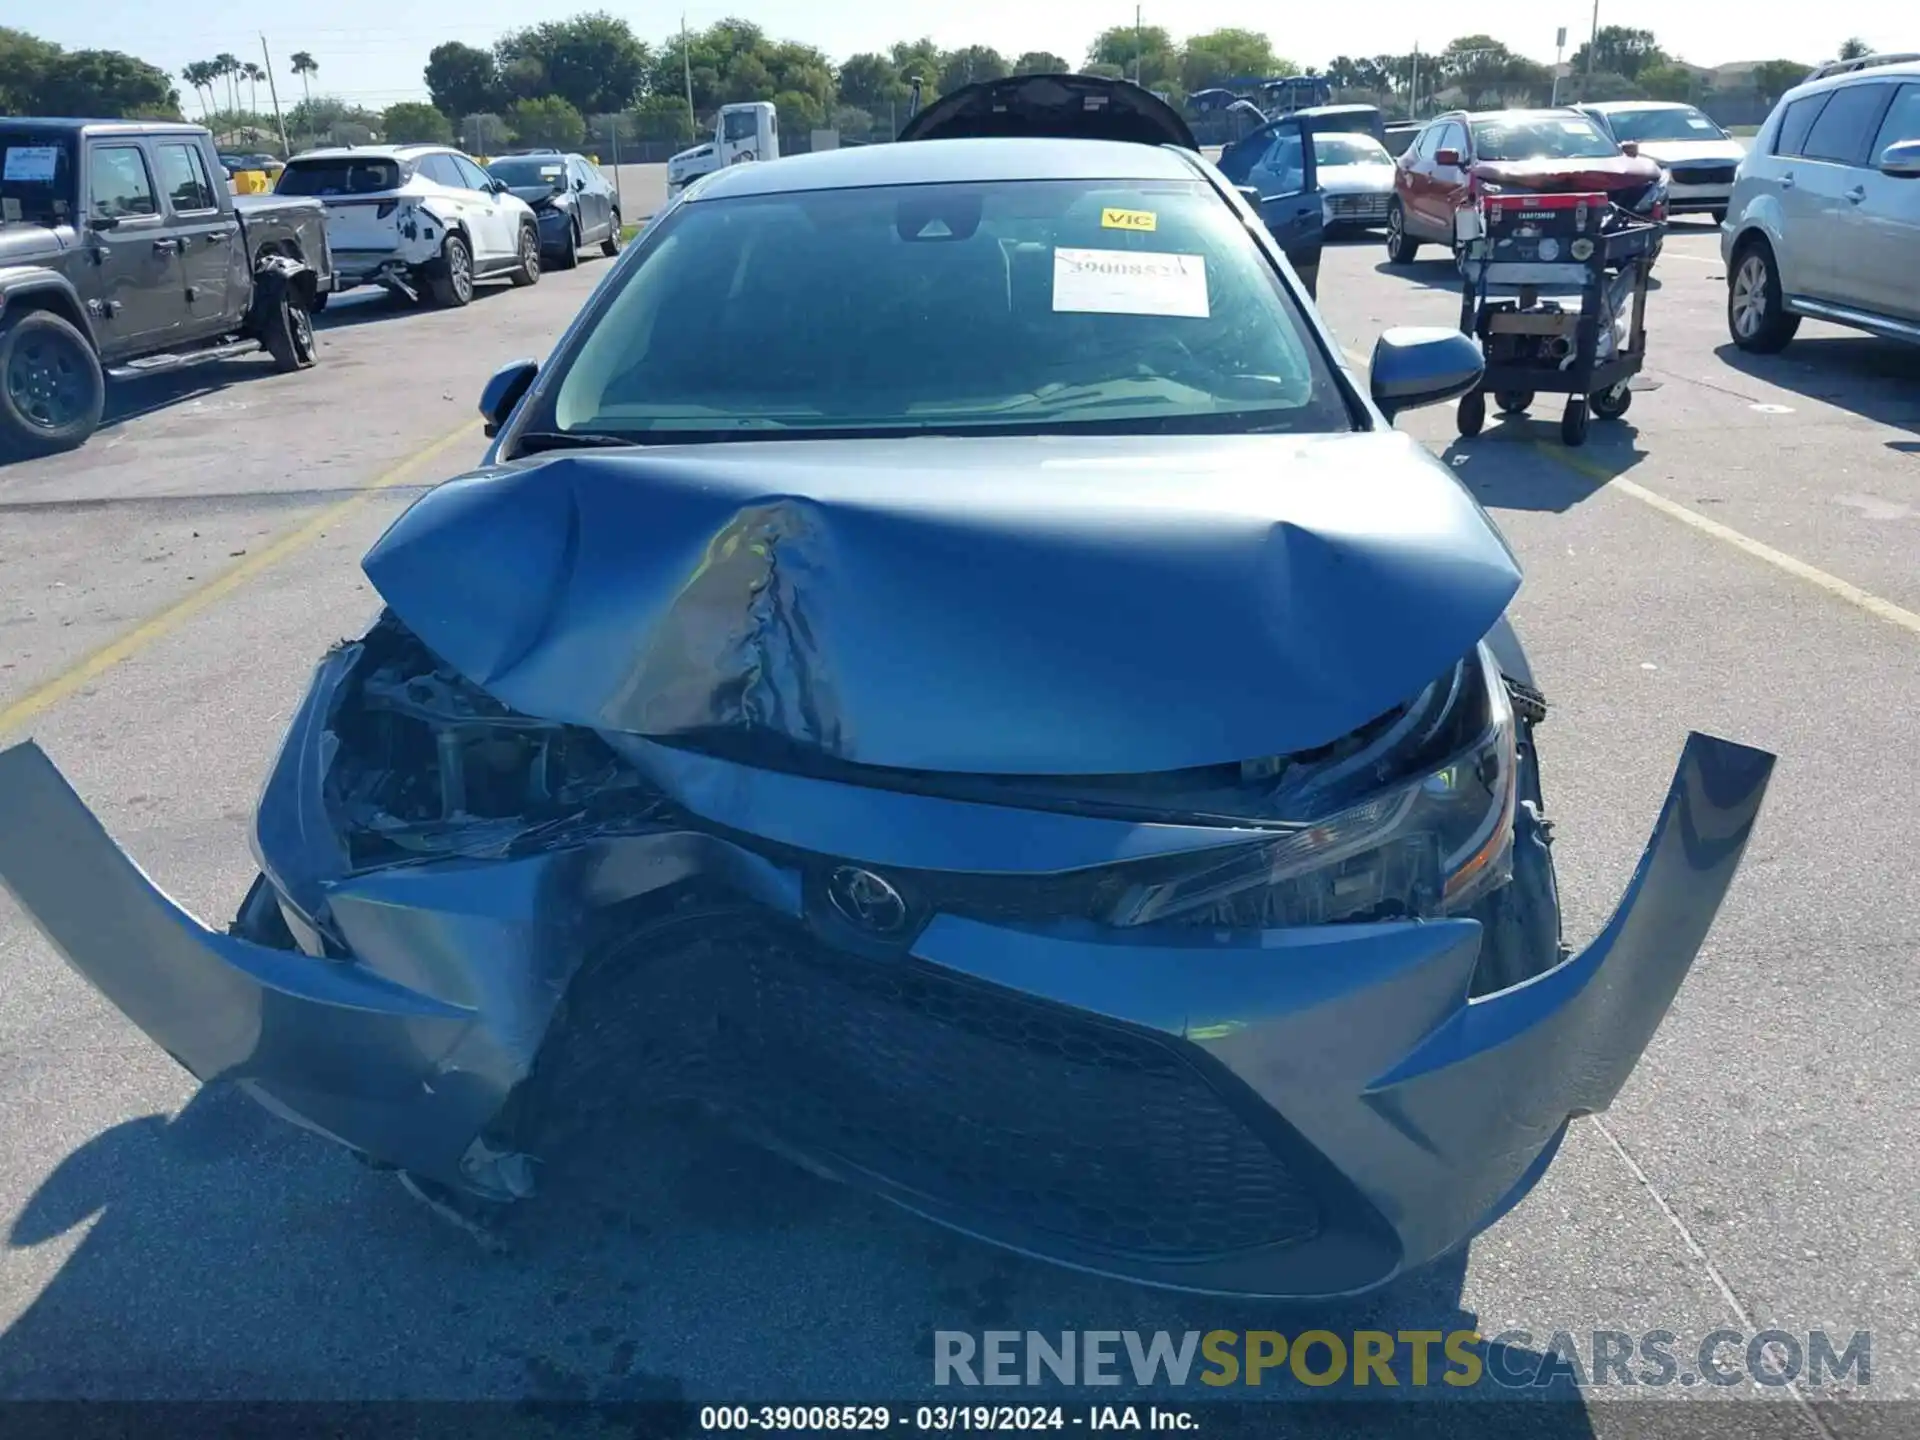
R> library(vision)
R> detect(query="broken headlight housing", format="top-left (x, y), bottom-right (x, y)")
top-left (1111, 644), bottom-right (1517, 929)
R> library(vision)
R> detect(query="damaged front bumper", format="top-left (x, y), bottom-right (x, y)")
top-left (0, 732), bottom-right (1771, 1297)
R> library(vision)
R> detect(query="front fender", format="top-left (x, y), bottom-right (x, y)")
top-left (1725, 196), bottom-right (1794, 290)
top-left (0, 267), bottom-right (97, 348)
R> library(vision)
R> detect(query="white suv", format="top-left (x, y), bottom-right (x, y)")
top-left (276, 144), bottom-right (542, 307)
top-left (1722, 59), bottom-right (1920, 352)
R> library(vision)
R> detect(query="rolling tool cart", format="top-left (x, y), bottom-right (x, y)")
top-left (1453, 190), bottom-right (1661, 447)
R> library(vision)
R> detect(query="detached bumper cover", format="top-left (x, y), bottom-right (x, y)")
top-left (0, 733), bottom-right (1773, 1297)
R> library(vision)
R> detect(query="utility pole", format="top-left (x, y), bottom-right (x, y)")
top-left (1586, 0), bottom-right (1601, 83)
top-left (1134, 6), bottom-right (1143, 87)
top-left (259, 33), bottom-right (290, 159)
top-left (1410, 44), bottom-right (1420, 118)
top-left (682, 15), bottom-right (697, 144)
top-left (1551, 26), bottom-right (1568, 105)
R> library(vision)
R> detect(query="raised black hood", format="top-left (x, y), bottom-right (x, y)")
top-left (361, 433), bottom-right (1520, 776)
top-left (898, 73), bottom-right (1196, 150)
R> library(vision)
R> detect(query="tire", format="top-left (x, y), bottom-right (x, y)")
top-left (427, 232), bottom-right (475, 308)
top-left (308, 289), bottom-right (329, 314)
top-left (1456, 388), bottom-right (1486, 438)
top-left (1385, 199), bottom-right (1420, 264)
top-left (1727, 237), bottom-right (1800, 354)
top-left (260, 277), bottom-right (318, 373)
top-left (1295, 260), bottom-right (1319, 300)
top-left (0, 308), bottom-right (105, 457)
top-left (1710, 206), bottom-right (1728, 226)
top-left (1561, 397), bottom-right (1590, 447)
top-left (1589, 382), bottom-right (1632, 421)
top-left (512, 224), bottom-right (544, 285)
top-left (601, 212), bottom-right (622, 257)
top-left (1495, 389), bottom-right (1534, 415)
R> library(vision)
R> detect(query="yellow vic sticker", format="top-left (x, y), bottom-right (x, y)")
top-left (1101, 207), bottom-right (1158, 232)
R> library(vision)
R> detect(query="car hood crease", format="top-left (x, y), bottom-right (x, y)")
top-left (361, 433), bottom-right (1522, 775)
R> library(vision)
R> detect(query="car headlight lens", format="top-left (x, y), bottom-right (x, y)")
top-left (1110, 645), bottom-right (1517, 929)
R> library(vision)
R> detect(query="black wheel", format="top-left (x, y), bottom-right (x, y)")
top-left (308, 288), bottom-right (329, 314)
top-left (1495, 389), bottom-right (1534, 415)
top-left (601, 212), bottom-right (622, 257)
top-left (1589, 381), bottom-right (1632, 420)
top-left (260, 278), bottom-right (317, 373)
top-left (1727, 237), bottom-right (1800, 354)
top-left (552, 219), bottom-right (579, 271)
top-left (1385, 199), bottom-right (1420, 264)
top-left (512, 224), bottom-right (543, 285)
top-left (1710, 206), bottom-right (1728, 226)
top-left (0, 308), bottom-right (105, 456)
top-left (1457, 388), bottom-right (1486, 438)
top-left (1561, 397), bottom-right (1590, 447)
top-left (428, 232), bottom-right (475, 307)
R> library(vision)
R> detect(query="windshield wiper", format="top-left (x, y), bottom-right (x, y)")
top-left (512, 430), bottom-right (640, 454)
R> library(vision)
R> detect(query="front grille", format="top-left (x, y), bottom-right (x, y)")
top-left (1670, 164), bottom-right (1735, 185)
top-left (529, 900), bottom-right (1326, 1260)
top-left (1329, 193), bottom-right (1391, 219)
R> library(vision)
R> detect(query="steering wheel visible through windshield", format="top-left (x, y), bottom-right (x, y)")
top-left (526, 176), bottom-right (1350, 445)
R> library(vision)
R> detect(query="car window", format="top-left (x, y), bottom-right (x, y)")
top-left (1260, 134), bottom-right (1307, 191)
top-left (1869, 83), bottom-right (1920, 160)
top-left (155, 142), bottom-right (217, 212)
top-left (488, 156), bottom-right (565, 187)
top-left (1314, 134), bottom-right (1391, 166)
top-left (1440, 123), bottom-right (1469, 159)
top-left (452, 155), bottom-right (494, 190)
top-left (723, 111), bottom-right (759, 143)
top-left (87, 144), bottom-right (157, 220)
top-left (278, 156), bottom-right (402, 195)
top-left (531, 178), bottom-right (1351, 444)
top-left (415, 154), bottom-right (461, 187)
top-left (1603, 106), bottom-right (1727, 142)
top-left (1470, 114), bottom-right (1618, 161)
top-left (1799, 82), bottom-right (1896, 165)
top-left (1773, 94), bottom-right (1830, 157)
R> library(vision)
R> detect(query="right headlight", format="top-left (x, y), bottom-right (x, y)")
top-left (1110, 644), bottom-right (1517, 929)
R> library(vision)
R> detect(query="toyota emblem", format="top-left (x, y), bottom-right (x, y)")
top-left (827, 866), bottom-right (908, 933)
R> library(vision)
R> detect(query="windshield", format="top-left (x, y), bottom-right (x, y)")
top-left (527, 178), bottom-right (1349, 446)
top-left (1471, 115), bottom-right (1621, 162)
top-left (1, 134), bottom-right (77, 225)
top-left (1601, 106), bottom-right (1727, 143)
top-left (277, 157), bottom-right (402, 196)
top-left (489, 157), bottom-right (567, 186)
top-left (1314, 134), bottom-right (1391, 166)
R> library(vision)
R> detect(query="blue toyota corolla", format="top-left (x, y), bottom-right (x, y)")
top-left (0, 77), bottom-right (1772, 1298)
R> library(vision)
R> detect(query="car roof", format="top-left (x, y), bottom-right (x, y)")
top-left (1461, 108), bottom-right (1598, 124)
top-left (1786, 56), bottom-right (1920, 101)
top-left (687, 136), bottom-right (1204, 201)
top-left (290, 144), bottom-right (453, 161)
top-left (0, 117), bottom-right (207, 137)
top-left (1582, 100), bottom-right (1696, 112)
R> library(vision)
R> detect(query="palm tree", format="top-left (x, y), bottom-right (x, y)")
top-left (290, 51), bottom-right (317, 106)
top-left (214, 52), bottom-right (241, 114)
top-left (243, 61), bottom-right (265, 117)
top-left (180, 62), bottom-right (214, 118)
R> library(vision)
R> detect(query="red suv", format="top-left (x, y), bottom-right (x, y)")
top-left (1386, 108), bottom-right (1667, 263)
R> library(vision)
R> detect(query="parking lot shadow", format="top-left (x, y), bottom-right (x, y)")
top-left (1715, 336), bottom-right (1920, 440)
top-left (0, 1077), bottom-right (1588, 1425)
top-left (1441, 410), bottom-right (1648, 515)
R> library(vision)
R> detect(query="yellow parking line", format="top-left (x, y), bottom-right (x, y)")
top-left (1340, 338), bottom-right (1920, 636)
top-left (0, 419), bottom-right (483, 740)
top-left (1540, 446), bottom-right (1920, 637)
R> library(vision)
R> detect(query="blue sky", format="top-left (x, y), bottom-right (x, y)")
top-left (35, 2), bottom-right (1912, 109)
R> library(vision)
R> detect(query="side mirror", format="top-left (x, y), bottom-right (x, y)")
top-left (1879, 138), bottom-right (1920, 177)
top-left (479, 358), bottom-right (539, 438)
top-left (1369, 327), bottom-right (1484, 422)
top-left (1434, 147), bottom-right (1462, 167)
top-left (490, 178), bottom-right (511, 195)
top-left (573, 176), bottom-right (587, 191)
top-left (90, 212), bottom-right (121, 232)
top-left (1620, 140), bottom-right (1641, 158)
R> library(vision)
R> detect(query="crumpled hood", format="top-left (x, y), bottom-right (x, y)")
top-left (508, 183), bottom-right (568, 208)
top-left (1471, 155), bottom-right (1662, 193)
top-left (361, 432), bottom-right (1522, 775)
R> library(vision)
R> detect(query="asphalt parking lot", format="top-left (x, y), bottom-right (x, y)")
top-left (1, 216), bottom-right (1916, 1433)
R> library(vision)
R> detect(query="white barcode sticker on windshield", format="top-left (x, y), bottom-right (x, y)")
top-left (1052, 247), bottom-right (1209, 318)
top-left (3, 146), bottom-right (60, 182)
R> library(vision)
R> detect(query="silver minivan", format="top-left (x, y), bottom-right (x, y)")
top-left (1722, 59), bottom-right (1920, 351)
